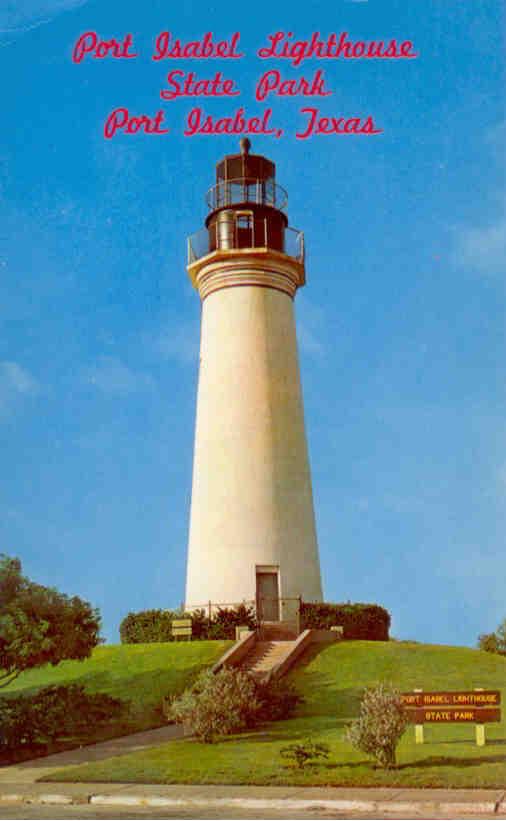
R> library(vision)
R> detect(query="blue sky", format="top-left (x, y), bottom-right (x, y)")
top-left (0, 0), bottom-right (504, 645)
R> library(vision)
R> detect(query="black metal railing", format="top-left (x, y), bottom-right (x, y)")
top-left (206, 178), bottom-right (288, 212)
top-left (187, 223), bottom-right (304, 265)
top-left (256, 596), bottom-right (302, 634)
top-left (184, 596), bottom-right (303, 634)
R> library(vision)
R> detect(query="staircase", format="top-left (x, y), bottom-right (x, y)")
top-left (212, 623), bottom-right (339, 682)
top-left (240, 640), bottom-right (296, 679)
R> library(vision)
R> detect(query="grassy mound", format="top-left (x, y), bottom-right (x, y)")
top-left (2, 641), bottom-right (231, 754)
top-left (46, 641), bottom-right (506, 787)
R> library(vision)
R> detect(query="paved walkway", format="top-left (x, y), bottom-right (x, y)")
top-left (0, 725), bottom-right (185, 784)
top-left (1, 729), bottom-right (505, 815)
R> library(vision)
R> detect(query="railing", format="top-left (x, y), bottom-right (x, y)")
top-left (187, 224), bottom-right (304, 265)
top-left (185, 599), bottom-right (256, 620)
top-left (185, 596), bottom-right (303, 634)
top-left (206, 178), bottom-right (288, 212)
top-left (257, 596), bottom-right (302, 634)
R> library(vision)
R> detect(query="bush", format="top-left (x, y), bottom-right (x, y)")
top-left (206, 604), bottom-right (257, 639)
top-left (255, 677), bottom-right (303, 722)
top-left (170, 668), bottom-right (260, 742)
top-left (169, 668), bottom-right (300, 742)
top-left (120, 604), bottom-right (257, 643)
top-left (119, 610), bottom-right (178, 643)
top-left (0, 685), bottom-right (126, 750)
top-left (478, 632), bottom-right (501, 654)
top-left (300, 602), bottom-right (390, 640)
top-left (477, 619), bottom-right (506, 655)
top-left (345, 683), bottom-right (408, 768)
top-left (280, 741), bottom-right (330, 769)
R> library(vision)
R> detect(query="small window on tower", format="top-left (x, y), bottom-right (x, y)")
top-left (236, 211), bottom-right (254, 249)
top-left (237, 214), bottom-right (252, 230)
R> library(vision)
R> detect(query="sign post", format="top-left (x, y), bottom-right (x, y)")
top-left (475, 688), bottom-right (485, 747)
top-left (414, 688), bottom-right (424, 744)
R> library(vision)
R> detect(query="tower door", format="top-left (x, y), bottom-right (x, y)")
top-left (256, 571), bottom-right (279, 622)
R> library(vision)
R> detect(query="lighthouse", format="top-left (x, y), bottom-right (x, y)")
top-left (185, 140), bottom-right (323, 624)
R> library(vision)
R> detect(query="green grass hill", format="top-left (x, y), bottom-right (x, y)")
top-left (4, 641), bottom-right (231, 741)
top-left (47, 640), bottom-right (506, 788)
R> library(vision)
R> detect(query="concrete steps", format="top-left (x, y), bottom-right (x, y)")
top-left (212, 626), bottom-right (339, 682)
top-left (240, 640), bottom-right (296, 677)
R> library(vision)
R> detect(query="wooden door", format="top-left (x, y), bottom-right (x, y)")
top-left (256, 572), bottom-right (279, 621)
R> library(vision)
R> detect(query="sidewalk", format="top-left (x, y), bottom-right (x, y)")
top-left (1, 730), bottom-right (505, 815)
top-left (0, 782), bottom-right (505, 815)
top-left (0, 725), bottom-right (185, 785)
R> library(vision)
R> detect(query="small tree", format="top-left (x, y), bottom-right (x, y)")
top-left (0, 554), bottom-right (101, 688)
top-left (280, 741), bottom-right (330, 769)
top-left (478, 632), bottom-right (500, 654)
top-left (477, 618), bottom-right (506, 655)
top-left (345, 683), bottom-right (408, 769)
top-left (497, 619), bottom-right (506, 651)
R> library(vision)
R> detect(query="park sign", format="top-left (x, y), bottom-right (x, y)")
top-left (407, 707), bottom-right (501, 723)
top-left (401, 690), bottom-right (502, 746)
top-left (171, 618), bottom-right (192, 640)
top-left (401, 690), bottom-right (501, 708)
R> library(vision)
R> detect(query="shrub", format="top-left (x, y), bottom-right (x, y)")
top-left (119, 609), bottom-right (178, 643)
top-left (300, 602), bottom-right (390, 640)
top-left (477, 619), bottom-right (506, 655)
top-left (254, 677), bottom-right (303, 722)
top-left (120, 603), bottom-right (257, 643)
top-left (0, 685), bottom-right (126, 750)
top-left (478, 632), bottom-right (500, 654)
top-left (189, 609), bottom-right (210, 640)
top-left (170, 668), bottom-right (260, 742)
top-left (345, 683), bottom-right (408, 768)
top-left (169, 668), bottom-right (300, 742)
top-left (280, 741), bottom-right (330, 769)
top-left (207, 604), bottom-right (257, 639)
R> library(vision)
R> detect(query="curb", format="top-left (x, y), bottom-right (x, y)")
top-left (1, 791), bottom-right (506, 814)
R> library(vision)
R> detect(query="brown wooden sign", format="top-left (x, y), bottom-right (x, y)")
top-left (408, 707), bottom-right (501, 724)
top-left (171, 618), bottom-right (192, 640)
top-left (401, 690), bottom-right (502, 745)
top-left (401, 690), bottom-right (501, 708)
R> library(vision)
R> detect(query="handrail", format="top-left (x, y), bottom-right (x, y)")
top-left (206, 178), bottom-right (288, 212)
top-left (183, 596), bottom-right (303, 635)
top-left (185, 597), bottom-right (301, 609)
top-left (188, 224), bottom-right (304, 265)
top-left (185, 600), bottom-right (256, 610)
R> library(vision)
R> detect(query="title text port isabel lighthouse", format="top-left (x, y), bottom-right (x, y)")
top-left (185, 139), bottom-right (323, 623)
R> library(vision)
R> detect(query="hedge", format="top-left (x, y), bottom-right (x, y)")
top-left (120, 602), bottom-right (390, 643)
top-left (300, 602), bottom-right (390, 640)
top-left (120, 604), bottom-right (256, 643)
top-left (119, 609), bottom-right (176, 643)
top-left (0, 685), bottom-right (125, 751)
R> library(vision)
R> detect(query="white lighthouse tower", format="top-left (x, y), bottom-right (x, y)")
top-left (185, 140), bottom-right (323, 624)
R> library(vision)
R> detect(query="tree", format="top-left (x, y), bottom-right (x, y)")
top-left (0, 554), bottom-right (101, 688)
top-left (345, 683), bottom-right (409, 769)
